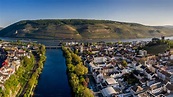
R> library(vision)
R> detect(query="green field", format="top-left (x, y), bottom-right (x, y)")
top-left (144, 44), bottom-right (169, 55)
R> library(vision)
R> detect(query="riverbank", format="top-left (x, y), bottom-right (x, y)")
top-left (19, 44), bottom-right (46, 96)
top-left (1, 36), bottom-right (173, 46)
top-left (62, 46), bottom-right (94, 97)
top-left (0, 41), bottom-right (46, 97)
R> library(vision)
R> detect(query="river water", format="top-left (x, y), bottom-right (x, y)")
top-left (34, 49), bottom-right (71, 97)
top-left (1, 36), bottom-right (173, 45)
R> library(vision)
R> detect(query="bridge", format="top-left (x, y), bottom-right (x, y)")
top-left (45, 46), bottom-right (62, 49)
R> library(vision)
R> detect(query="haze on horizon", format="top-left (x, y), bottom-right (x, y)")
top-left (0, 0), bottom-right (173, 27)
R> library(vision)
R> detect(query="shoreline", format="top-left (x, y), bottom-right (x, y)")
top-left (30, 50), bottom-right (46, 97)
top-left (1, 36), bottom-right (173, 46)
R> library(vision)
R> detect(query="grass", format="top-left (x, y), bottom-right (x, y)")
top-left (144, 44), bottom-right (169, 55)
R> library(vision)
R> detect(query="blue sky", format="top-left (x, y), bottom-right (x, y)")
top-left (0, 0), bottom-right (173, 27)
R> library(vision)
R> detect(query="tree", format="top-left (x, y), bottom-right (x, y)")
top-left (79, 77), bottom-right (88, 87)
top-left (74, 49), bottom-right (78, 54)
top-left (23, 56), bottom-right (32, 67)
top-left (76, 84), bottom-right (84, 96)
top-left (66, 51), bottom-right (72, 58)
top-left (82, 87), bottom-right (94, 97)
top-left (74, 63), bottom-right (88, 76)
top-left (70, 73), bottom-right (79, 91)
top-left (17, 40), bottom-right (21, 44)
top-left (71, 53), bottom-right (81, 64)
top-left (122, 60), bottom-right (127, 67)
top-left (66, 57), bottom-right (72, 64)
top-left (67, 64), bottom-right (75, 73)
top-left (40, 45), bottom-right (46, 55)
top-left (62, 47), bottom-right (94, 97)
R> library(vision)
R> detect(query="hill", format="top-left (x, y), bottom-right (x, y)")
top-left (0, 19), bottom-right (173, 40)
top-left (0, 27), bottom-right (3, 30)
top-left (164, 25), bottom-right (173, 29)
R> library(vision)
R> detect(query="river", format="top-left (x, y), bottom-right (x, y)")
top-left (34, 49), bottom-right (71, 97)
top-left (1, 36), bottom-right (173, 45)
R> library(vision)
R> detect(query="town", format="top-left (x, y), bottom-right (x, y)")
top-left (0, 40), bottom-right (46, 97)
top-left (0, 41), bottom-right (32, 89)
top-left (64, 37), bottom-right (173, 97)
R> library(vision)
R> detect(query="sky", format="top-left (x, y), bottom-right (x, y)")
top-left (0, 0), bottom-right (173, 27)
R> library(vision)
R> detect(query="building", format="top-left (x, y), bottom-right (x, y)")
top-left (101, 87), bottom-right (118, 97)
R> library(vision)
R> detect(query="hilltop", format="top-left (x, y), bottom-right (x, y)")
top-left (0, 19), bottom-right (173, 40)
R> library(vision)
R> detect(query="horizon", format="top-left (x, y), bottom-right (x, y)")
top-left (0, 0), bottom-right (173, 27)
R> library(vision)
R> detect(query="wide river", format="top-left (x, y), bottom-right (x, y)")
top-left (34, 49), bottom-right (71, 97)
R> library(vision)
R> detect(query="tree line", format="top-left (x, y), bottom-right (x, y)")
top-left (23, 44), bottom-right (46, 97)
top-left (62, 46), bottom-right (94, 97)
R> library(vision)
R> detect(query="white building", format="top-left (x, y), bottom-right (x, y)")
top-left (101, 87), bottom-right (117, 97)
top-left (139, 50), bottom-right (147, 56)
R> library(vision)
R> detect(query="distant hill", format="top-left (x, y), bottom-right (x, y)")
top-left (0, 19), bottom-right (173, 40)
top-left (164, 25), bottom-right (173, 29)
top-left (0, 27), bottom-right (3, 30)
